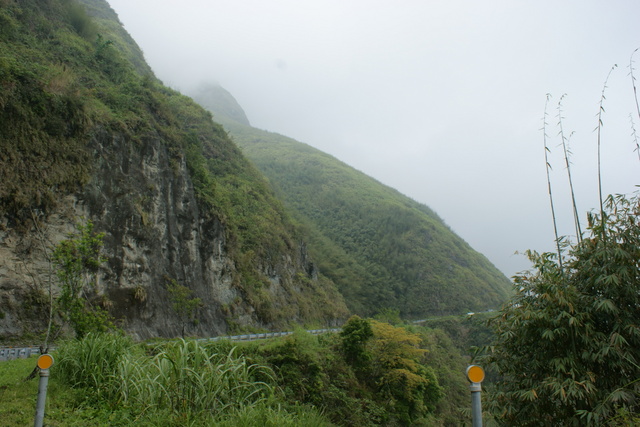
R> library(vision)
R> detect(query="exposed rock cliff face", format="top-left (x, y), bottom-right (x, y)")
top-left (0, 126), bottom-right (346, 340)
top-left (0, 202), bottom-right (81, 339)
top-left (82, 128), bottom-right (234, 339)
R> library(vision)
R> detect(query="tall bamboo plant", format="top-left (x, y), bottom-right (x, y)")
top-left (488, 51), bottom-right (640, 424)
top-left (595, 65), bottom-right (617, 231)
top-left (542, 94), bottom-right (564, 269)
top-left (630, 115), bottom-right (640, 163)
top-left (556, 95), bottom-right (582, 243)
top-left (630, 48), bottom-right (640, 161)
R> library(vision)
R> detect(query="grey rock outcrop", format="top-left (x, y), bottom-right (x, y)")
top-left (0, 127), bottom-right (346, 341)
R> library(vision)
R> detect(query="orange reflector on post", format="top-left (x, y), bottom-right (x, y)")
top-left (37, 354), bottom-right (54, 370)
top-left (466, 365), bottom-right (485, 383)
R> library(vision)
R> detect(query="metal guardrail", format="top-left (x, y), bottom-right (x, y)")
top-left (0, 328), bottom-right (342, 362)
top-left (0, 347), bottom-right (43, 362)
top-left (195, 328), bottom-right (341, 343)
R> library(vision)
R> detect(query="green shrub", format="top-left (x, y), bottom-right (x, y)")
top-left (340, 315), bottom-right (373, 371)
top-left (65, 1), bottom-right (97, 40)
top-left (53, 221), bottom-right (114, 338)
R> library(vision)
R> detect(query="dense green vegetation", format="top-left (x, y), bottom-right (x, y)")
top-left (483, 194), bottom-right (640, 425)
top-left (1, 322), bottom-right (473, 426)
top-left (52, 220), bottom-right (113, 339)
top-left (191, 87), bottom-right (511, 318)
top-left (419, 311), bottom-right (495, 356)
top-left (0, 338), bottom-right (329, 426)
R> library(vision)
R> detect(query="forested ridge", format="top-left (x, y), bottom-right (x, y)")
top-left (191, 84), bottom-right (512, 318)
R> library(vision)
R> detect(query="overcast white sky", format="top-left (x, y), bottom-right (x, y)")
top-left (107, 0), bottom-right (639, 277)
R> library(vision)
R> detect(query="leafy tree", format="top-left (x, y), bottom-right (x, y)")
top-left (369, 320), bottom-right (443, 424)
top-left (485, 194), bottom-right (640, 425)
top-left (166, 278), bottom-right (203, 337)
top-left (373, 308), bottom-right (403, 325)
top-left (340, 316), bottom-right (443, 424)
top-left (340, 315), bottom-right (374, 371)
top-left (418, 326), bottom-right (472, 425)
top-left (52, 220), bottom-right (113, 338)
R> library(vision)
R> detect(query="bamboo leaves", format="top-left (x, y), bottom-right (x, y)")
top-left (484, 194), bottom-right (640, 425)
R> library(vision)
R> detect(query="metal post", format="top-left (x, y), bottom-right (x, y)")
top-left (34, 354), bottom-right (54, 427)
top-left (34, 368), bottom-right (49, 427)
top-left (470, 381), bottom-right (482, 427)
top-left (466, 364), bottom-right (485, 426)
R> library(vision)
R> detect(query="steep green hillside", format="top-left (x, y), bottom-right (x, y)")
top-left (0, 0), bottom-right (348, 336)
top-left (191, 84), bottom-right (512, 317)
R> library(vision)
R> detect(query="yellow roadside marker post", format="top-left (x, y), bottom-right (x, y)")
top-left (34, 354), bottom-right (54, 427)
top-left (466, 365), bottom-right (485, 427)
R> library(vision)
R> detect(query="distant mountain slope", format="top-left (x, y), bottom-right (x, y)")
top-left (190, 84), bottom-right (512, 317)
top-left (190, 83), bottom-right (251, 126)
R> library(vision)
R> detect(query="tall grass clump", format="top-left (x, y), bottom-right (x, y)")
top-left (55, 332), bottom-right (140, 400)
top-left (116, 339), bottom-right (275, 418)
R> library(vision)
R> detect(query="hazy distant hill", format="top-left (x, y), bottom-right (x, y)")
top-left (190, 83), bottom-right (251, 126)
top-left (191, 84), bottom-right (512, 317)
